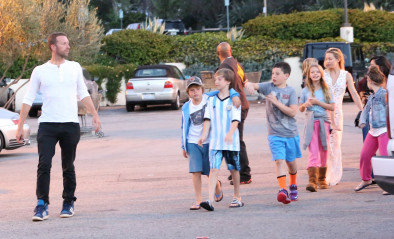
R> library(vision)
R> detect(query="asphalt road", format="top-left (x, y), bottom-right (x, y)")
top-left (1, 102), bottom-right (393, 239)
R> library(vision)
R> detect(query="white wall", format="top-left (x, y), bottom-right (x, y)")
top-left (284, 57), bottom-right (303, 97)
top-left (8, 79), bottom-right (30, 112)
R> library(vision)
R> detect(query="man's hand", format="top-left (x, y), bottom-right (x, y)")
top-left (16, 127), bottom-right (24, 144)
top-left (92, 114), bottom-right (101, 133)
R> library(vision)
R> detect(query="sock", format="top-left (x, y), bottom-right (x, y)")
top-left (37, 199), bottom-right (45, 206)
top-left (277, 175), bottom-right (286, 189)
top-left (290, 172), bottom-right (297, 185)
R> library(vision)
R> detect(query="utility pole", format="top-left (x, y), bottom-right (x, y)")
top-left (225, 0), bottom-right (230, 31)
top-left (340, 0), bottom-right (353, 42)
top-left (263, 0), bottom-right (267, 17)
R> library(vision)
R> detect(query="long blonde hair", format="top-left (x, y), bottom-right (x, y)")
top-left (324, 48), bottom-right (345, 70)
top-left (306, 64), bottom-right (331, 103)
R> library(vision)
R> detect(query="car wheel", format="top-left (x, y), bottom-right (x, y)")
top-left (0, 132), bottom-right (4, 152)
top-left (126, 103), bottom-right (135, 112)
top-left (171, 93), bottom-right (180, 110)
top-left (28, 108), bottom-right (39, 117)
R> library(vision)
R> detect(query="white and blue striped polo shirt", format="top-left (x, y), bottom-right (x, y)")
top-left (204, 95), bottom-right (241, 151)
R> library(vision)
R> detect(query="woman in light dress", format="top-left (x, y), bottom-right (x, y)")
top-left (323, 48), bottom-right (363, 185)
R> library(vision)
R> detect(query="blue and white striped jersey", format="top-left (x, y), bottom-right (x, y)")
top-left (204, 95), bottom-right (241, 151)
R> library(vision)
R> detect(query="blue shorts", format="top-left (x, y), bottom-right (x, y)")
top-left (268, 135), bottom-right (302, 162)
top-left (209, 150), bottom-right (240, 171)
top-left (187, 143), bottom-right (210, 176)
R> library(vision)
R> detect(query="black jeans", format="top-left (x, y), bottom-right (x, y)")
top-left (239, 109), bottom-right (251, 180)
top-left (36, 123), bottom-right (80, 204)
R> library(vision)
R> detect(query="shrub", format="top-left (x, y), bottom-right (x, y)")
top-left (101, 30), bottom-right (174, 66)
top-left (349, 10), bottom-right (394, 42)
top-left (169, 32), bottom-right (228, 66)
top-left (84, 63), bottom-right (136, 103)
top-left (243, 9), bottom-right (343, 40)
top-left (243, 9), bottom-right (394, 42)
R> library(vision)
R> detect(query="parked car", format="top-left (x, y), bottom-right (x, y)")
top-left (105, 28), bottom-right (123, 36)
top-left (126, 23), bottom-right (142, 30)
top-left (125, 64), bottom-right (188, 111)
top-left (163, 19), bottom-right (188, 35)
top-left (303, 42), bottom-right (367, 88)
top-left (29, 68), bottom-right (100, 117)
top-left (0, 108), bottom-right (30, 152)
top-left (372, 65), bottom-right (394, 194)
top-left (0, 78), bottom-right (16, 112)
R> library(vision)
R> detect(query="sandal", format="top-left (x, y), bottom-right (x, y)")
top-left (214, 180), bottom-right (223, 202)
top-left (190, 204), bottom-right (201, 210)
top-left (229, 198), bottom-right (244, 208)
top-left (354, 180), bottom-right (372, 192)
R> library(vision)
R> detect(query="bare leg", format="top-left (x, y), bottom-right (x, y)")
top-left (208, 169), bottom-right (219, 203)
top-left (275, 160), bottom-right (287, 176)
top-left (231, 169), bottom-right (241, 200)
top-left (286, 160), bottom-right (297, 174)
top-left (192, 172), bottom-right (202, 204)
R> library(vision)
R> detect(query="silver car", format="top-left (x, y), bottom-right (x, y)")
top-left (0, 108), bottom-right (30, 152)
top-left (125, 64), bottom-right (188, 112)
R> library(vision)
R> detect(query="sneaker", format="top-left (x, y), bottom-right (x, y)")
top-left (200, 200), bottom-right (214, 211)
top-left (60, 201), bottom-right (75, 218)
top-left (277, 188), bottom-right (291, 204)
top-left (32, 202), bottom-right (49, 221)
top-left (289, 184), bottom-right (298, 201)
top-left (230, 178), bottom-right (252, 185)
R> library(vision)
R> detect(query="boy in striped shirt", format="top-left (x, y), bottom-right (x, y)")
top-left (198, 68), bottom-right (243, 211)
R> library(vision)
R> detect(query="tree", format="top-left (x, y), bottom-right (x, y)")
top-left (0, 0), bottom-right (103, 110)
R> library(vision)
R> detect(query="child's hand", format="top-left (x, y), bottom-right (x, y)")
top-left (266, 92), bottom-right (279, 105)
top-left (232, 96), bottom-right (241, 108)
top-left (359, 123), bottom-right (366, 129)
top-left (198, 136), bottom-right (205, 147)
top-left (182, 150), bottom-right (188, 158)
top-left (245, 82), bottom-right (255, 95)
top-left (224, 133), bottom-right (233, 144)
top-left (303, 101), bottom-right (312, 108)
top-left (309, 97), bottom-right (319, 105)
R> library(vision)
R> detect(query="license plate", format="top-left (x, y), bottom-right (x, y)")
top-left (142, 93), bottom-right (155, 100)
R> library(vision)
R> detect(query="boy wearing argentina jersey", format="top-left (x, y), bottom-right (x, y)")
top-left (181, 76), bottom-right (240, 210)
top-left (245, 62), bottom-right (302, 205)
top-left (198, 68), bottom-right (243, 211)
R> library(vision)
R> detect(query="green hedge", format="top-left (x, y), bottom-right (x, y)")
top-left (243, 9), bottom-right (394, 42)
top-left (243, 9), bottom-right (343, 40)
top-left (349, 10), bottom-right (394, 42)
top-left (101, 30), bottom-right (174, 66)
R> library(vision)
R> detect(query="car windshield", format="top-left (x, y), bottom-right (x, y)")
top-left (165, 22), bottom-right (183, 30)
top-left (135, 69), bottom-right (167, 77)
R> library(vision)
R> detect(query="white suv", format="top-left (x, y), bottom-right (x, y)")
top-left (372, 66), bottom-right (394, 194)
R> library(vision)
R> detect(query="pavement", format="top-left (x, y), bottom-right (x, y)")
top-left (1, 102), bottom-right (394, 239)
